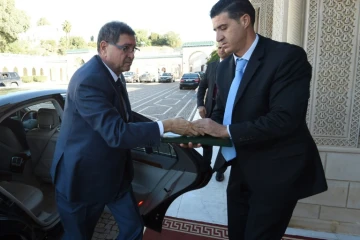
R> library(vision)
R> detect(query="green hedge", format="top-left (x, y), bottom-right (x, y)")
top-left (22, 76), bottom-right (33, 83)
top-left (33, 76), bottom-right (47, 82)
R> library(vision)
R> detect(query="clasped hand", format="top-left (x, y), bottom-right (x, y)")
top-left (162, 117), bottom-right (229, 138)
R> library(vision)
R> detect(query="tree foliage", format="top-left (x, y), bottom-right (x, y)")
top-left (149, 31), bottom-right (181, 48)
top-left (0, 0), bottom-right (30, 51)
top-left (135, 29), bottom-right (150, 46)
top-left (37, 17), bottom-right (50, 26)
top-left (206, 49), bottom-right (219, 64)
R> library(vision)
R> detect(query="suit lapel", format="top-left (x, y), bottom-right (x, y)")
top-left (234, 36), bottom-right (265, 105)
top-left (222, 57), bottom-right (236, 102)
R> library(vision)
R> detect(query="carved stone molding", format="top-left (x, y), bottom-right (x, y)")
top-left (250, 0), bottom-right (274, 38)
top-left (272, 0), bottom-right (286, 41)
top-left (305, 0), bottom-right (360, 147)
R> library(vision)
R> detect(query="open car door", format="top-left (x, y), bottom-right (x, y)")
top-left (131, 112), bottom-right (213, 232)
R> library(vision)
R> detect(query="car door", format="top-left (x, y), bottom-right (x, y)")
top-left (131, 112), bottom-right (212, 232)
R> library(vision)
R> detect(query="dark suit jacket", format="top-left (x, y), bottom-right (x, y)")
top-left (50, 55), bottom-right (160, 203)
top-left (197, 61), bottom-right (219, 117)
top-left (212, 35), bottom-right (327, 204)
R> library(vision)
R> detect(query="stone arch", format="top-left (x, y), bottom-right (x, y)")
top-left (13, 67), bottom-right (18, 73)
top-left (23, 68), bottom-right (28, 76)
top-left (32, 67), bottom-right (36, 76)
top-left (40, 68), bottom-right (44, 76)
top-left (2, 67), bottom-right (8, 72)
top-left (188, 51), bottom-right (208, 72)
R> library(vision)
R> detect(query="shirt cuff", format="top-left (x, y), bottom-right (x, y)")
top-left (157, 121), bottom-right (164, 136)
top-left (227, 125), bottom-right (232, 138)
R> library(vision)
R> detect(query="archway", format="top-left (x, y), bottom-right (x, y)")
top-left (32, 68), bottom-right (36, 76)
top-left (23, 68), bottom-right (28, 76)
top-left (188, 51), bottom-right (208, 72)
top-left (13, 67), bottom-right (18, 73)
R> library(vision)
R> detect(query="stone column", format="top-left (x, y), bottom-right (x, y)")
top-left (286, 0), bottom-right (306, 47)
top-left (271, 0), bottom-right (288, 41)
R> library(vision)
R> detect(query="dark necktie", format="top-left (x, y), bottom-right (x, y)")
top-left (115, 77), bottom-right (131, 121)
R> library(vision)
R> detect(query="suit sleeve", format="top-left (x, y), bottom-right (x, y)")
top-left (74, 77), bottom-right (161, 149)
top-left (211, 64), bottom-right (226, 124)
top-left (197, 63), bottom-right (210, 107)
top-left (229, 46), bottom-right (312, 147)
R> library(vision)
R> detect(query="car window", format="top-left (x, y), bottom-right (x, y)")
top-left (183, 74), bottom-right (198, 78)
top-left (27, 101), bottom-right (55, 111)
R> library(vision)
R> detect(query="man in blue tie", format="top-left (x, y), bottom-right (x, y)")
top-left (190, 0), bottom-right (328, 239)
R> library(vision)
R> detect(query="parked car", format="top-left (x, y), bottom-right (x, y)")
top-left (0, 72), bottom-right (22, 87)
top-left (123, 71), bottom-right (139, 83)
top-left (194, 71), bottom-right (205, 81)
top-left (179, 73), bottom-right (201, 90)
top-left (0, 88), bottom-right (212, 239)
top-left (159, 73), bottom-right (175, 83)
top-left (139, 72), bottom-right (157, 83)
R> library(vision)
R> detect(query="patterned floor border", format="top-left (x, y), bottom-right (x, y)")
top-left (159, 216), bottom-right (324, 240)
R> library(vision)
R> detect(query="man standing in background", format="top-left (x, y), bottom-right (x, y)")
top-left (197, 45), bottom-right (231, 181)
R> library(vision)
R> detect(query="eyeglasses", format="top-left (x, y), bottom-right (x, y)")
top-left (108, 42), bottom-right (140, 54)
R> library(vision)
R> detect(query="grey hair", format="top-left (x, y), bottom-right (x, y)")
top-left (97, 21), bottom-right (135, 53)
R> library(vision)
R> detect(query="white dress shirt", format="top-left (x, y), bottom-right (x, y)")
top-left (103, 62), bottom-right (164, 135)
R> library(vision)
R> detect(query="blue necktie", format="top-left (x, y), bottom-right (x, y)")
top-left (221, 58), bottom-right (248, 161)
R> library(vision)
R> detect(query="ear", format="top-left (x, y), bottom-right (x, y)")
top-left (99, 40), bottom-right (108, 55)
top-left (243, 14), bottom-right (251, 28)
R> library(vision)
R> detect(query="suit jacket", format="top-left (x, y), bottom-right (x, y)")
top-left (212, 35), bottom-right (328, 204)
top-left (50, 55), bottom-right (160, 203)
top-left (197, 61), bottom-right (219, 117)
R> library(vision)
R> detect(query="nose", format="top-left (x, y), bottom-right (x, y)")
top-left (216, 31), bottom-right (224, 43)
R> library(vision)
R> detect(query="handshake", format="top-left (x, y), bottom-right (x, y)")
top-left (162, 117), bottom-right (229, 138)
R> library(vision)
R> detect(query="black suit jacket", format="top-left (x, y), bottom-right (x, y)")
top-left (212, 35), bottom-right (327, 204)
top-left (197, 60), bottom-right (219, 117)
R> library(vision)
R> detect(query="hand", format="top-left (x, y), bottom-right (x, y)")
top-left (162, 117), bottom-right (199, 136)
top-left (192, 118), bottom-right (229, 137)
top-left (179, 142), bottom-right (202, 148)
top-left (198, 106), bottom-right (206, 119)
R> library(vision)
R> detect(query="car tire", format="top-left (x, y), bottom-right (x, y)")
top-left (179, 86), bottom-right (183, 90)
top-left (11, 82), bottom-right (18, 87)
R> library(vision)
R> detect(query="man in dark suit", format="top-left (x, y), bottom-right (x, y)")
top-left (197, 46), bottom-right (231, 181)
top-left (191, 1), bottom-right (328, 239)
top-left (50, 21), bottom-right (197, 240)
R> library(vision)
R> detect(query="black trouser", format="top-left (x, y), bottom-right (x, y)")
top-left (203, 145), bottom-right (227, 174)
top-left (227, 186), bottom-right (297, 240)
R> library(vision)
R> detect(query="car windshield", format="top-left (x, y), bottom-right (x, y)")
top-left (124, 72), bottom-right (133, 76)
top-left (162, 73), bottom-right (171, 76)
top-left (183, 74), bottom-right (198, 78)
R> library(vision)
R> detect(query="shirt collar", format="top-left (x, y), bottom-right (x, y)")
top-left (102, 60), bottom-right (121, 82)
top-left (233, 34), bottom-right (259, 63)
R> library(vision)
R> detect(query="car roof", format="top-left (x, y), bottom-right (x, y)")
top-left (0, 88), bottom-right (67, 112)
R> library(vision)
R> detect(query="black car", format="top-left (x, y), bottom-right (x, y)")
top-left (194, 71), bottom-right (205, 81)
top-left (0, 88), bottom-right (212, 239)
top-left (0, 72), bottom-right (22, 87)
top-left (159, 73), bottom-right (175, 83)
top-left (179, 73), bottom-right (201, 90)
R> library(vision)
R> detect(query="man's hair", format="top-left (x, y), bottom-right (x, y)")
top-left (210, 0), bottom-right (256, 26)
top-left (97, 21), bottom-right (135, 52)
